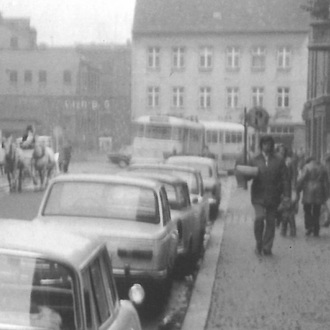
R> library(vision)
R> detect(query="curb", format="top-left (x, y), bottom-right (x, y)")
top-left (181, 177), bottom-right (235, 330)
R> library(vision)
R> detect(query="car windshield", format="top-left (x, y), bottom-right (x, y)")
top-left (0, 254), bottom-right (75, 329)
top-left (43, 182), bottom-right (160, 224)
top-left (132, 168), bottom-right (199, 194)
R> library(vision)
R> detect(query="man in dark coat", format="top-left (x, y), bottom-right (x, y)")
top-left (249, 135), bottom-right (290, 256)
top-left (295, 157), bottom-right (329, 237)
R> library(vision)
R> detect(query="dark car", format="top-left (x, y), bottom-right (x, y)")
top-left (108, 145), bottom-right (132, 167)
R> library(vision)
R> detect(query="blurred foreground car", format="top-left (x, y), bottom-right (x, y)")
top-left (34, 174), bottom-right (178, 301)
top-left (107, 145), bottom-right (132, 167)
top-left (121, 171), bottom-right (204, 269)
top-left (0, 219), bottom-right (142, 330)
top-left (128, 163), bottom-right (209, 238)
top-left (166, 155), bottom-right (222, 219)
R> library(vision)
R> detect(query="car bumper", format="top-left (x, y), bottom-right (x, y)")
top-left (113, 267), bottom-right (168, 281)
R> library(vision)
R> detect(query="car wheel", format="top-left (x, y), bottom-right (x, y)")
top-left (118, 160), bottom-right (128, 168)
top-left (210, 203), bottom-right (219, 220)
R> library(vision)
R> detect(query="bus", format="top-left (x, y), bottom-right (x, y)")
top-left (131, 115), bottom-right (204, 164)
top-left (200, 120), bottom-right (254, 170)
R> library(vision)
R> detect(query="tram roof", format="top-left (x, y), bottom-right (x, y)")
top-left (200, 120), bottom-right (244, 131)
top-left (134, 115), bottom-right (204, 129)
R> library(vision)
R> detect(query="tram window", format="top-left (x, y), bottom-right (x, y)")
top-left (191, 130), bottom-right (200, 142)
top-left (146, 125), bottom-right (171, 139)
top-left (219, 132), bottom-right (223, 143)
top-left (232, 133), bottom-right (237, 143)
top-left (289, 127), bottom-right (294, 134)
top-left (283, 127), bottom-right (289, 133)
top-left (172, 127), bottom-right (182, 140)
top-left (206, 130), bottom-right (218, 144)
top-left (225, 132), bottom-right (231, 143)
top-left (237, 133), bottom-right (242, 143)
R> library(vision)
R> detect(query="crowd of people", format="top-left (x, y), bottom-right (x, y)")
top-left (237, 135), bottom-right (330, 257)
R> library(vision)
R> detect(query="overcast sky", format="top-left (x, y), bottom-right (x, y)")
top-left (1, 0), bottom-right (136, 46)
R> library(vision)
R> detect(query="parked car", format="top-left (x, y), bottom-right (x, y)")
top-left (34, 173), bottom-right (178, 301)
top-left (108, 145), bottom-right (132, 167)
top-left (0, 219), bottom-right (143, 330)
top-left (128, 163), bottom-right (210, 239)
top-left (166, 155), bottom-right (222, 220)
top-left (121, 171), bottom-right (204, 270)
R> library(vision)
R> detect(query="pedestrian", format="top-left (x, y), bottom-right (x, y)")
top-left (59, 139), bottom-right (73, 173)
top-left (248, 135), bottom-right (290, 256)
top-left (295, 156), bottom-right (329, 237)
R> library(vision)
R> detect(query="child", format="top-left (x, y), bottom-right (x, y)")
top-left (278, 196), bottom-right (297, 237)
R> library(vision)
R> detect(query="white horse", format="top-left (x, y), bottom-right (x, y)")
top-left (31, 143), bottom-right (58, 190)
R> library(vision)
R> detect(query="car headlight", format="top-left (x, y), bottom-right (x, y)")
top-left (128, 283), bottom-right (145, 305)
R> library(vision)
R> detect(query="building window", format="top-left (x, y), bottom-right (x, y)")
top-left (199, 46), bottom-right (213, 70)
top-left (172, 47), bottom-right (185, 70)
top-left (277, 87), bottom-right (290, 108)
top-left (147, 47), bottom-right (160, 69)
top-left (277, 47), bottom-right (291, 69)
top-left (10, 37), bottom-right (18, 49)
top-left (63, 70), bottom-right (72, 85)
top-left (147, 86), bottom-right (160, 108)
top-left (251, 46), bottom-right (266, 70)
top-left (199, 87), bottom-right (212, 109)
top-left (24, 70), bottom-right (32, 84)
top-left (226, 46), bottom-right (240, 70)
top-left (252, 87), bottom-right (264, 107)
top-left (172, 87), bottom-right (184, 108)
top-left (9, 70), bottom-right (18, 84)
top-left (226, 87), bottom-right (239, 108)
top-left (38, 70), bottom-right (47, 84)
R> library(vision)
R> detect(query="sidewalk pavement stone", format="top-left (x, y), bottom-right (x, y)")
top-left (204, 179), bottom-right (330, 330)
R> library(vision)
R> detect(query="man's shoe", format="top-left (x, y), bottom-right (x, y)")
top-left (305, 229), bottom-right (313, 236)
top-left (263, 249), bottom-right (272, 256)
top-left (255, 247), bottom-right (262, 256)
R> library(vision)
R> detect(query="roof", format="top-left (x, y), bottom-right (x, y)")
top-left (0, 219), bottom-right (103, 269)
top-left (200, 120), bottom-right (244, 131)
top-left (121, 170), bottom-right (186, 185)
top-left (133, 0), bottom-right (310, 36)
top-left (167, 155), bottom-right (216, 166)
top-left (51, 173), bottom-right (162, 190)
top-left (129, 163), bottom-right (200, 174)
top-left (134, 115), bottom-right (204, 129)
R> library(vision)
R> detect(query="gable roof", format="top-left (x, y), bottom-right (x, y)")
top-left (133, 0), bottom-right (310, 36)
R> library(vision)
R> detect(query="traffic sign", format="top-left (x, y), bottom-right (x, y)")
top-left (247, 107), bottom-right (269, 129)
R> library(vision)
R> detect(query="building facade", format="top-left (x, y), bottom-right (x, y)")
top-left (0, 13), bottom-right (132, 151)
top-left (304, 5), bottom-right (330, 160)
top-left (132, 0), bottom-right (310, 151)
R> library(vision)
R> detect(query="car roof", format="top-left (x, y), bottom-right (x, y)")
top-left (120, 170), bottom-right (187, 185)
top-left (129, 163), bottom-right (200, 175)
top-left (50, 173), bottom-right (162, 190)
top-left (167, 155), bottom-right (216, 166)
top-left (0, 219), bottom-right (104, 269)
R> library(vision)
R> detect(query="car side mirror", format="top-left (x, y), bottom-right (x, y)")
top-left (192, 197), bottom-right (199, 204)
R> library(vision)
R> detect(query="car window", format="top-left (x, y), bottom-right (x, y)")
top-left (43, 182), bottom-right (160, 224)
top-left (0, 254), bottom-right (76, 330)
top-left (160, 187), bottom-right (171, 225)
top-left (168, 160), bottom-right (213, 179)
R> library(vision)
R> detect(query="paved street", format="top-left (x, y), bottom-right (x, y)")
top-left (206, 179), bottom-right (330, 330)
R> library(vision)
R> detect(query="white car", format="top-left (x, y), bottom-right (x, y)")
top-left (0, 219), bottom-right (142, 330)
top-left (34, 173), bottom-right (179, 301)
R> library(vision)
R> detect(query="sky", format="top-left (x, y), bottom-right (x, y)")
top-left (1, 0), bottom-right (136, 46)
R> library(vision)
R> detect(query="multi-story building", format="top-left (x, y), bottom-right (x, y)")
top-left (303, 1), bottom-right (330, 160)
top-left (132, 0), bottom-right (310, 150)
top-left (0, 12), bottom-right (132, 150)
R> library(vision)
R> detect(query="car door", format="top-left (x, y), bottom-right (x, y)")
top-left (159, 187), bottom-right (178, 272)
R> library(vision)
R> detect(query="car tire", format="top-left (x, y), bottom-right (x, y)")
top-left (119, 160), bottom-right (128, 168)
top-left (210, 203), bottom-right (219, 220)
